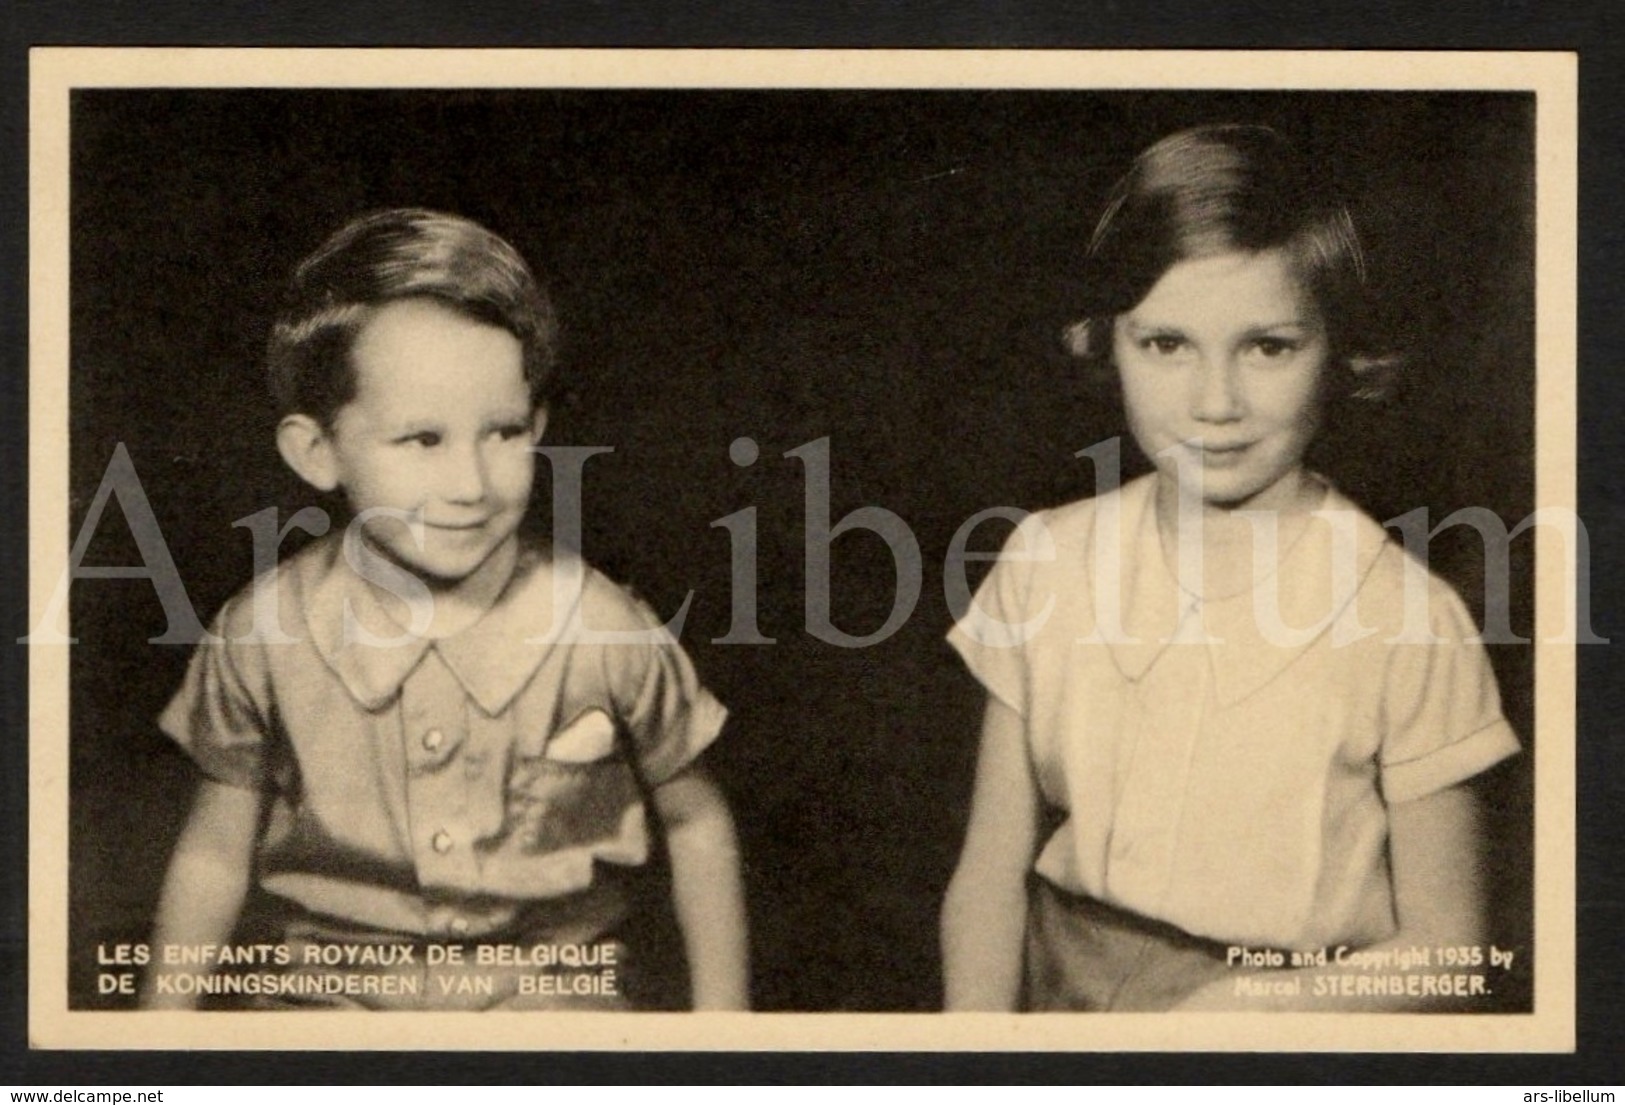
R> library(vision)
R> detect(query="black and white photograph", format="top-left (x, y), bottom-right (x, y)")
top-left (25, 48), bottom-right (1576, 1051)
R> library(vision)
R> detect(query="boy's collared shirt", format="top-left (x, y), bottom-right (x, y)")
top-left (161, 535), bottom-right (727, 940)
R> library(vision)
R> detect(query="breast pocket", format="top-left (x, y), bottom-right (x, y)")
top-left (544, 709), bottom-right (618, 764)
top-left (505, 709), bottom-right (641, 854)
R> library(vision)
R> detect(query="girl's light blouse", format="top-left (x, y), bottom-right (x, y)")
top-left (948, 475), bottom-right (1520, 951)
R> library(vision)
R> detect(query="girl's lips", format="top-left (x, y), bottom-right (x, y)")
top-left (1188, 441), bottom-right (1253, 468)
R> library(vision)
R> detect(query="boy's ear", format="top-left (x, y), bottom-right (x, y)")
top-left (276, 415), bottom-right (341, 493)
top-left (530, 406), bottom-right (549, 443)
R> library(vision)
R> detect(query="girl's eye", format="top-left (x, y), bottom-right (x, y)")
top-left (495, 424), bottom-right (531, 442)
top-left (400, 431), bottom-right (442, 448)
top-left (1142, 335), bottom-right (1185, 356)
top-left (1253, 337), bottom-right (1297, 358)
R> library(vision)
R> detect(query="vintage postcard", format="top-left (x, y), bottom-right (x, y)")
top-left (27, 48), bottom-right (1577, 1051)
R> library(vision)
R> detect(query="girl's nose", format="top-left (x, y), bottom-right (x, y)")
top-left (1191, 357), bottom-right (1246, 423)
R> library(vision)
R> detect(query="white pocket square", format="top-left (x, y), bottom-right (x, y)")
top-left (544, 709), bottom-right (617, 764)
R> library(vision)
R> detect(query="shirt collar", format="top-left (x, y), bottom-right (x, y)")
top-left (297, 538), bottom-right (583, 716)
top-left (1093, 475), bottom-right (1391, 706)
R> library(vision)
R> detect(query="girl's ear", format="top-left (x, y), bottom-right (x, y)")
top-left (530, 406), bottom-right (549, 443)
top-left (276, 414), bottom-right (341, 493)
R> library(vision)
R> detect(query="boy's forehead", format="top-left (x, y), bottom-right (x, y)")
top-left (353, 297), bottom-right (507, 350)
top-left (344, 299), bottom-right (529, 410)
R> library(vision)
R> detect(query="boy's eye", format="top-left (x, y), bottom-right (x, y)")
top-left (495, 423), bottom-right (531, 442)
top-left (399, 431), bottom-right (442, 447)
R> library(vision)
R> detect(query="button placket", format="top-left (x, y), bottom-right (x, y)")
top-left (400, 652), bottom-right (477, 890)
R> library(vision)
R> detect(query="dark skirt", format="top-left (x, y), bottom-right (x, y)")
top-left (1024, 877), bottom-right (1234, 1011)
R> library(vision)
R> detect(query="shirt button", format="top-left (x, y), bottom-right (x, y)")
top-left (423, 729), bottom-right (445, 752)
top-left (448, 916), bottom-right (470, 936)
top-left (432, 830), bottom-right (453, 853)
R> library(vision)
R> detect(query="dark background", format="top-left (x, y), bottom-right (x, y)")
top-left (63, 90), bottom-right (1536, 1014)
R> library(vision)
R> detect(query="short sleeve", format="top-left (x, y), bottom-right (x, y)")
top-left (600, 593), bottom-right (729, 786)
top-left (1378, 581), bottom-right (1521, 804)
top-left (945, 513), bottom-right (1053, 717)
top-left (156, 595), bottom-right (271, 790)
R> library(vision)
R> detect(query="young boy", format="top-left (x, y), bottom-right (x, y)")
top-left (141, 209), bottom-right (747, 1010)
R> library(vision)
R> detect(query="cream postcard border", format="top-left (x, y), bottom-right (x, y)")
top-left (26, 47), bottom-right (1578, 1052)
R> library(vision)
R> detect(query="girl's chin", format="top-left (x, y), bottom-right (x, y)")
top-left (1158, 467), bottom-right (1310, 512)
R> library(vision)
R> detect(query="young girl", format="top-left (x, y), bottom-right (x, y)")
top-left (942, 126), bottom-right (1520, 1012)
top-left (141, 209), bottom-right (747, 1010)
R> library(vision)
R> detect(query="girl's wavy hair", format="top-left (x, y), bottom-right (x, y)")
top-left (1064, 125), bottom-right (1402, 401)
top-left (266, 208), bottom-right (558, 425)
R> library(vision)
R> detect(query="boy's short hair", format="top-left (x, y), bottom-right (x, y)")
top-left (267, 208), bottom-right (558, 424)
top-left (1067, 125), bottom-right (1402, 402)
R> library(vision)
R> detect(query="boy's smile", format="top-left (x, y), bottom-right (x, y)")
top-left (309, 297), bottom-right (543, 588)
